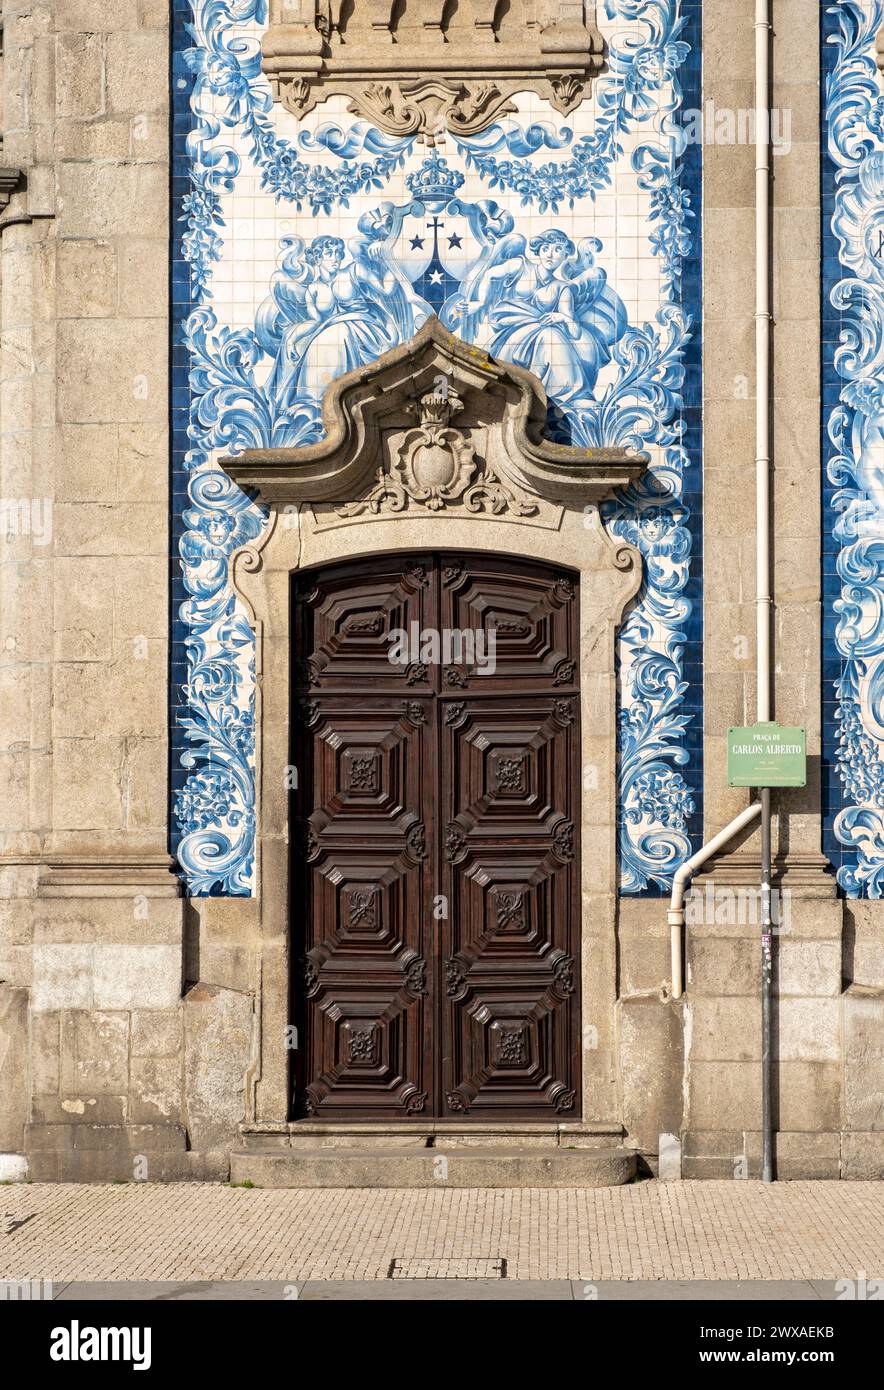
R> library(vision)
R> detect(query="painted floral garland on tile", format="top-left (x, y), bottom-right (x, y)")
top-left (175, 0), bottom-right (697, 894)
top-left (825, 0), bottom-right (884, 895)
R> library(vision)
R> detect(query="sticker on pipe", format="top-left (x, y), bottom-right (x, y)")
top-left (727, 723), bottom-right (806, 788)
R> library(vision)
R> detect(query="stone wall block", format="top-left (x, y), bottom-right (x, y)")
top-left (129, 1055), bottom-right (182, 1125)
top-left (124, 738), bottom-right (170, 831)
top-left (53, 502), bottom-right (167, 558)
top-left (689, 996), bottom-right (761, 1061)
top-left (686, 936), bottom-right (760, 995)
top-left (775, 998), bottom-right (841, 1062)
top-left (30, 1010), bottom-right (60, 1097)
top-left (117, 424), bottom-right (168, 500)
top-left (53, 557), bottom-right (116, 661)
top-left (52, 647), bottom-right (167, 740)
top-left (57, 240), bottom-right (118, 319)
top-left (59, 1009), bottom-right (129, 1095)
top-left (618, 997), bottom-right (684, 1152)
top-left (113, 560), bottom-right (167, 638)
top-left (0, 985), bottom-right (30, 1150)
top-left (31, 943), bottom-right (94, 1010)
top-left (775, 1061), bottom-right (842, 1133)
top-left (843, 991), bottom-right (884, 1131)
top-left (92, 943), bottom-right (181, 1010)
top-left (51, 739), bottom-right (125, 832)
top-left (32, 1093), bottom-right (126, 1125)
top-left (57, 162), bottom-right (167, 240)
top-left (55, 32), bottom-right (104, 119)
top-left (131, 1008), bottom-right (181, 1058)
top-left (183, 983), bottom-right (253, 1152)
top-left (55, 423), bottom-right (118, 502)
top-left (774, 940), bottom-right (841, 998)
top-left (688, 1060), bottom-right (761, 1131)
top-left (55, 2), bottom-right (140, 33)
top-left (106, 31), bottom-right (169, 116)
top-left (842, 1133), bottom-right (884, 1179)
top-left (56, 319), bottom-right (166, 426)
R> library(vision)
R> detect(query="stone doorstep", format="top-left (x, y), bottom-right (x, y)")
top-left (229, 1146), bottom-right (637, 1189)
top-left (24, 1151), bottom-right (230, 1184)
top-left (238, 1121), bottom-right (626, 1152)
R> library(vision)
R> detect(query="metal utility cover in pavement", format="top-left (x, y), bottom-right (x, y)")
top-left (388, 1258), bottom-right (507, 1279)
top-left (727, 723), bottom-right (807, 788)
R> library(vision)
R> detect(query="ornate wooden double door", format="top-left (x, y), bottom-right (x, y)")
top-left (292, 552), bottom-right (581, 1121)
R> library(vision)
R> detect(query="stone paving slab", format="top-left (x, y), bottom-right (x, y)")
top-left (1, 1181), bottom-right (882, 1284)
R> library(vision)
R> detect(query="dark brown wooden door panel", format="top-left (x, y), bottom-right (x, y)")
top-left (304, 700), bottom-right (427, 843)
top-left (292, 553), bottom-right (580, 1121)
top-left (443, 699), bottom-right (578, 843)
top-left (293, 556), bottom-right (436, 692)
top-left (439, 556), bottom-right (578, 692)
top-left (443, 983), bottom-right (577, 1117)
top-left (304, 982), bottom-right (430, 1118)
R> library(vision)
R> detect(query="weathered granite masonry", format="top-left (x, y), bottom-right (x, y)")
top-left (0, 0), bottom-right (254, 1181)
top-left (0, 1), bottom-right (882, 1184)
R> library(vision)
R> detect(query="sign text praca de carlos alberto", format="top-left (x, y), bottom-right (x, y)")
top-left (727, 722), bottom-right (807, 788)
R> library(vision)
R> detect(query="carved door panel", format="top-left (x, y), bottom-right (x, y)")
top-left (292, 553), bottom-right (580, 1121)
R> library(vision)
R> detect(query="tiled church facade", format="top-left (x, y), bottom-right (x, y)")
top-left (0, 0), bottom-right (883, 1182)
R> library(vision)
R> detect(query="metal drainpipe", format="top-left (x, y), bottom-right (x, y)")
top-left (668, 802), bottom-right (762, 999)
top-left (668, 0), bottom-right (774, 1177)
top-left (754, 0), bottom-right (774, 1185)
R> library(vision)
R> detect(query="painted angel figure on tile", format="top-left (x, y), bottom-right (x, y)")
top-left (446, 230), bottom-right (629, 405)
top-left (256, 207), bottom-right (431, 442)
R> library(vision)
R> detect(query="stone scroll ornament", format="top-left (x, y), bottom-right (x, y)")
top-left (261, 0), bottom-right (606, 143)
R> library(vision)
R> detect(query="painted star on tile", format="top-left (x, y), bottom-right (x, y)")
top-left (447, 234), bottom-right (463, 248)
top-left (409, 236), bottom-right (425, 250)
top-left (429, 269), bottom-right (444, 284)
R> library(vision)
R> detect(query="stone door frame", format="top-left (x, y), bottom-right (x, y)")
top-left (220, 320), bottom-right (646, 1137)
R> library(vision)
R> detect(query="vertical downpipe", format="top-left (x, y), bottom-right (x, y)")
top-left (755, 0), bottom-right (774, 1183)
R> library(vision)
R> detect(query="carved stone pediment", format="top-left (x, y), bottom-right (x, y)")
top-left (262, 1), bottom-right (605, 141)
top-left (219, 317), bottom-right (647, 512)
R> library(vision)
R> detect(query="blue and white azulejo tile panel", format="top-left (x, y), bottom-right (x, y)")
top-left (171, 0), bottom-right (703, 896)
top-left (822, 0), bottom-right (884, 897)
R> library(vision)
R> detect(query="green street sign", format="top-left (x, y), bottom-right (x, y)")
top-left (727, 722), bottom-right (807, 788)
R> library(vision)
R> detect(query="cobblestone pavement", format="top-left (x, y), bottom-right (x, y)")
top-left (1, 1182), bottom-right (883, 1283)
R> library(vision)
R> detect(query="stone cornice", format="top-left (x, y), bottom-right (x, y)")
top-left (262, 1), bottom-right (605, 138)
top-left (692, 850), bottom-right (838, 899)
top-left (33, 854), bottom-right (183, 899)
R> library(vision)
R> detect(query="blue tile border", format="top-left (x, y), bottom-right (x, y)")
top-left (821, 0), bottom-right (849, 891)
top-left (617, 0), bottom-right (703, 898)
top-left (819, 0), bottom-right (882, 896)
top-left (169, 0), bottom-right (204, 882)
